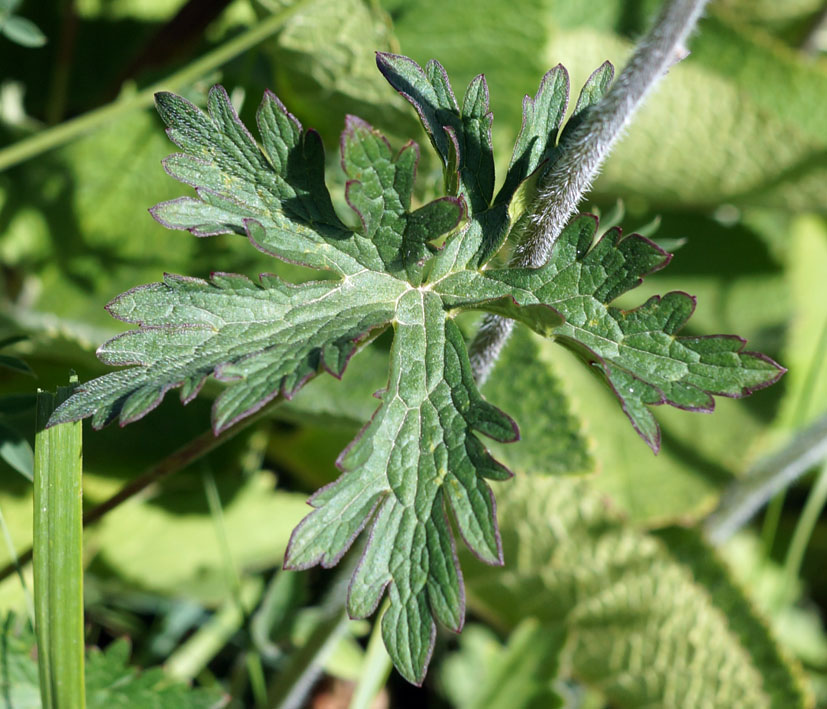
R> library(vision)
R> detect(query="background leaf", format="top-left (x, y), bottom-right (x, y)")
top-left (0, 616), bottom-right (225, 709)
top-left (0, 420), bottom-right (32, 480)
top-left (438, 620), bottom-right (566, 709)
top-left (1, 15), bottom-right (47, 48)
top-left (464, 476), bottom-right (810, 708)
top-left (481, 325), bottom-right (592, 476)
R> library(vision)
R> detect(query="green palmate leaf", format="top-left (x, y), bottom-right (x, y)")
top-left (377, 51), bottom-right (582, 274)
top-left (375, 52), bottom-right (501, 273)
top-left (498, 63), bottom-right (569, 201)
top-left (558, 60), bottom-right (614, 141)
top-left (48, 54), bottom-right (783, 683)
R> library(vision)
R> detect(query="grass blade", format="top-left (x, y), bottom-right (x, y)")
top-left (348, 602), bottom-right (391, 709)
top-left (34, 376), bottom-right (85, 709)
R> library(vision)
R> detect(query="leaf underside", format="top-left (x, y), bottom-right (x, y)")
top-left (49, 53), bottom-right (784, 683)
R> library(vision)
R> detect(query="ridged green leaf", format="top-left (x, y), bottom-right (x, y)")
top-left (437, 214), bottom-right (784, 451)
top-left (464, 476), bottom-right (810, 708)
top-left (50, 270), bottom-right (403, 432)
top-left (285, 290), bottom-right (516, 684)
top-left (481, 326), bottom-right (592, 476)
top-left (48, 55), bottom-right (784, 684)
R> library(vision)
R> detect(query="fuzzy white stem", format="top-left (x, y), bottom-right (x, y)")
top-left (469, 0), bottom-right (709, 384)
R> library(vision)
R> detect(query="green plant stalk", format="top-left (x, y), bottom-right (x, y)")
top-left (246, 651), bottom-right (268, 709)
top-left (165, 576), bottom-right (264, 681)
top-left (706, 311), bottom-right (827, 545)
top-left (348, 601), bottom-right (392, 709)
top-left (0, 0), bottom-right (313, 172)
top-left (269, 558), bottom-right (358, 709)
top-left (760, 490), bottom-right (786, 557)
top-left (202, 466), bottom-right (267, 708)
top-left (755, 313), bottom-right (827, 555)
top-left (783, 460), bottom-right (827, 591)
top-left (704, 412), bottom-right (827, 544)
top-left (268, 609), bottom-right (350, 709)
top-left (202, 467), bottom-right (244, 601)
top-left (33, 378), bottom-right (85, 709)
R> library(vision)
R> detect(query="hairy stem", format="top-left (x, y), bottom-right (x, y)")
top-left (704, 412), bottom-right (827, 545)
top-left (469, 0), bottom-right (709, 383)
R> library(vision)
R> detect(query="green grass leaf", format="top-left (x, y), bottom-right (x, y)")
top-left (34, 379), bottom-right (85, 709)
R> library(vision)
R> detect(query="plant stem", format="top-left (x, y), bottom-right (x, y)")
top-left (33, 377), bottom-right (85, 709)
top-left (268, 609), bottom-right (350, 709)
top-left (0, 0), bottom-right (312, 172)
top-left (709, 313), bottom-right (827, 545)
top-left (760, 490), bottom-right (786, 557)
top-left (704, 412), bottom-right (827, 545)
top-left (165, 576), bottom-right (265, 681)
top-left (348, 601), bottom-right (392, 709)
top-left (45, 0), bottom-right (78, 126)
top-left (268, 558), bottom-right (358, 709)
top-left (782, 461), bottom-right (827, 589)
top-left (202, 466), bottom-right (244, 602)
top-left (201, 465), bottom-right (268, 708)
top-left (469, 0), bottom-right (709, 383)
